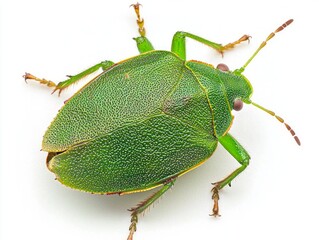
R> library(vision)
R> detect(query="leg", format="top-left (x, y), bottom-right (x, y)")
top-left (211, 133), bottom-right (250, 216)
top-left (127, 179), bottom-right (176, 240)
top-left (131, 3), bottom-right (154, 53)
top-left (24, 60), bottom-right (114, 95)
top-left (171, 31), bottom-right (250, 60)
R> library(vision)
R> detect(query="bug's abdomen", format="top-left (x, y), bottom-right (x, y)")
top-left (47, 114), bottom-right (217, 194)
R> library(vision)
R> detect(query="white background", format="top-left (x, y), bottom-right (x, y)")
top-left (1, 0), bottom-right (318, 239)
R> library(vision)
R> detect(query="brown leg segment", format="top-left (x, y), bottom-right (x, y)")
top-left (127, 179), bottom-right (176, 240)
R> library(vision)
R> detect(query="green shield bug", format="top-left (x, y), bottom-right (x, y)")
top-left (24, 3), bottom-right (300, 240)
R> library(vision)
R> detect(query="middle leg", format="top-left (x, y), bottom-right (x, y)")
top-left (211, 133), bottom-right (250, 216)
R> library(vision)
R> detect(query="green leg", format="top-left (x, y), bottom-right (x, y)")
top-left (211, 133), bottom-right (250, 216)
top-left (127, 179), bottom-right (176, 240)
top-left (171, 31), bottom-right (250, 60)
top-left (133, 37), bottom-right (154, 53)
top-left (24, 60), bottom-right (114, 95)
top-left (131, 3), bottom-right (154, 53)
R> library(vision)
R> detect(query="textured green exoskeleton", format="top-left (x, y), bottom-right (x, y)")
top-left (25, 3), bottom-right (300, 240)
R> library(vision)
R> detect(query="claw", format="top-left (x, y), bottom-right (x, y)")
top-left (23, 72), bottom-right (36, 83)
top-left (130, 2), bottom-right (142, 9)
top-left (23, 72), bottom-right (57, 88)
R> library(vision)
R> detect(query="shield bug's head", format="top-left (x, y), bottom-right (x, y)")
top-left (225, 19), bottom-right (300, 146)
top-left (216, 63), bottom-right (253, 112)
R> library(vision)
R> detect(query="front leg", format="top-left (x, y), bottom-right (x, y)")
top-left (131, 3), bottom-right (154, 53)
top-left (211, 133), bottom-right (250, 216)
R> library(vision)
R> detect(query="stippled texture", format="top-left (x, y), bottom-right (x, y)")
top-left (43, 51), bottom-right (185, 152)
top-left (44, 50), bottom-right (253, 193)
top-left (186, 61), bottom-right (253, 136)
top-left (162, 67), bottom-right (214, 135)
top-left (186, 61), bottom-right (233, 136)
top-left (49, 114), bottom-right (217, 193)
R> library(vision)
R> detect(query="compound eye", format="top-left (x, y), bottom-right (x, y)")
top-left (233, 98), bottom-right (243, 111)
top-left (217, 63), bottom-right (229, 72)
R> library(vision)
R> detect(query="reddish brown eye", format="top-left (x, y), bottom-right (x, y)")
top-left (233, 99), bottom-right (243, 111)
top-left (217, 63), bottom-right (229, 72)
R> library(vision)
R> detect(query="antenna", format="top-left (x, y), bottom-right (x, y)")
top-left (248, 100), bottom-right (300, 146)
top-left (235, 19), bottom-right (293, 74)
